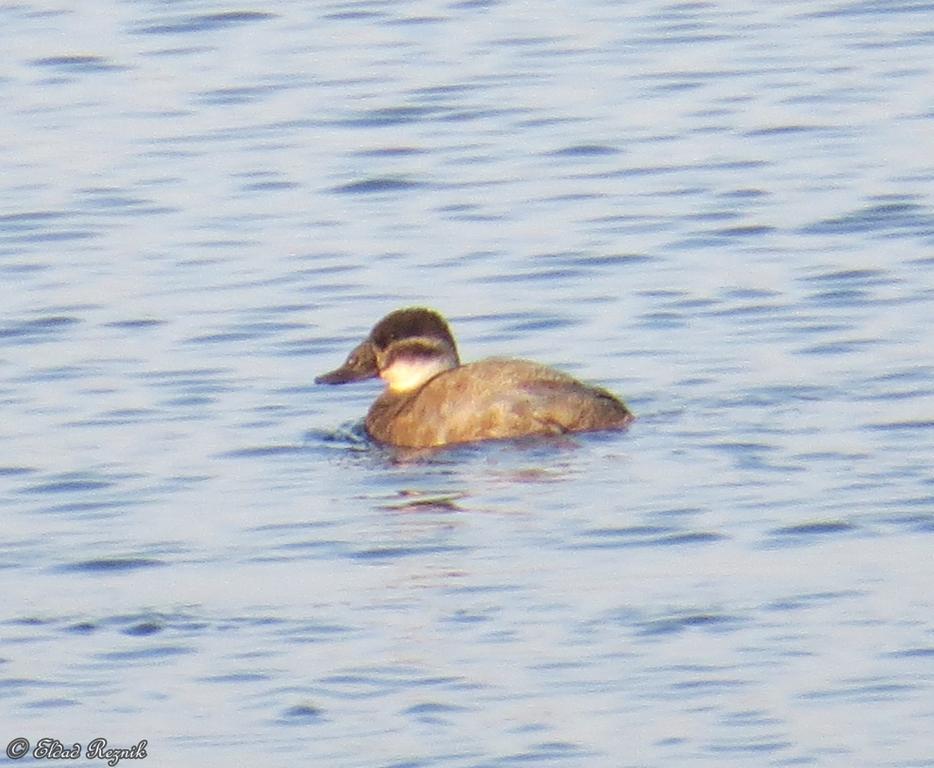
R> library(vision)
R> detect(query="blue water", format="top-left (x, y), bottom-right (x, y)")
top-left (2, 1), bottom-right (934, 766)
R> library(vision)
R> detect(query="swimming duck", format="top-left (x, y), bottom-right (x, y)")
top-left (316, 308), bottom-right (634, 448)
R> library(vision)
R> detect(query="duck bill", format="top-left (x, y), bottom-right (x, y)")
top-left (315, 341), bottom-right (379, 385)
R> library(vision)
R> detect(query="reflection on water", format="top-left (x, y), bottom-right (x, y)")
top-left (3, 0), bottom-right (934, 765)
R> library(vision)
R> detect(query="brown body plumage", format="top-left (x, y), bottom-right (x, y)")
top-left (316, 308), bottom-right (634, 449)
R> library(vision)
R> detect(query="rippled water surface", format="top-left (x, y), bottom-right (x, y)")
top-left (3, 1), bottom-right (934, 766)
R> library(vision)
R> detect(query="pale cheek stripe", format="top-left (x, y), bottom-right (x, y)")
top-left (381, 360), bottom-right (443, 392)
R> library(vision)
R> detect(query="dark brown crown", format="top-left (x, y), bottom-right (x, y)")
top-left (369, 308), bottom-right (458, 361)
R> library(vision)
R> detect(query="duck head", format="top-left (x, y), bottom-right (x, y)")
top-left (315, 308), bottom-right (461, 393)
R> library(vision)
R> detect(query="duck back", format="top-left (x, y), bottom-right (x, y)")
top-left (365, 358), bottom-right (633, 448)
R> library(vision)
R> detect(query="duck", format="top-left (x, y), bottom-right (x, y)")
top-left (315, 307), bottom-right (634, 448)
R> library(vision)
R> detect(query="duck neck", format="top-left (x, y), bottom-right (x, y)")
top-left (380, 344), bottom-right (458, 393)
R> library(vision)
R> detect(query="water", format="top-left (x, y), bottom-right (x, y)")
top-left (2, 0), bottom-right (934, 766)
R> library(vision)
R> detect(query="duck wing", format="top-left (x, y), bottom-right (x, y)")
top-left (376, 359), bottom-right (631, 447)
